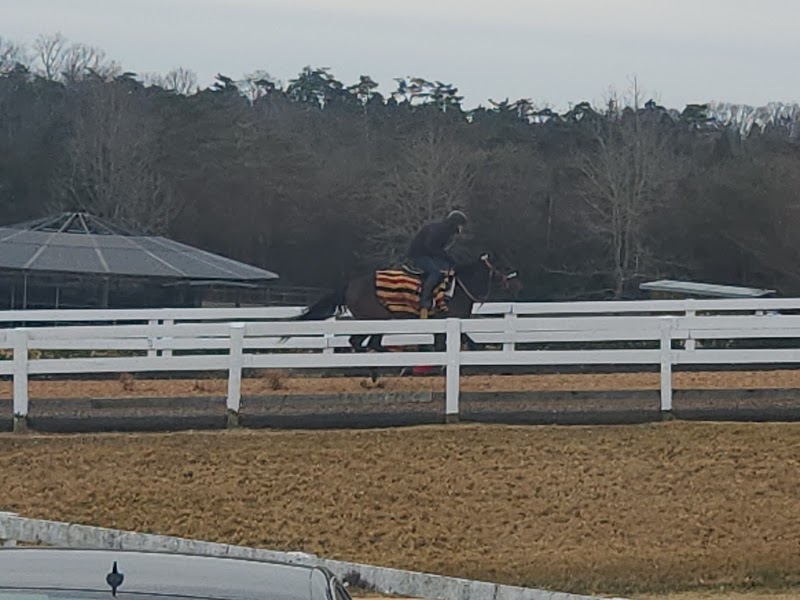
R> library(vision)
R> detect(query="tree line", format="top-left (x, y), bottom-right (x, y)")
top-left (2, 33), bottom-right (799, 300)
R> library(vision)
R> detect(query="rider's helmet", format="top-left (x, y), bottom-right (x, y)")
top-left (446, 210), bottom-right (468, 232)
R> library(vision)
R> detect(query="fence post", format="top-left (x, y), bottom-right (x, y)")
top-left (147, 319), bottom-right (158, 358)
top-left (162, 319), bottom-right (174, 357)
top-left (226, 323), bottom-right (245, 428)
top-left (502, 310), bottom-right (516, 353)
top-left (323, 332), bottom-right (335, 354)
top-left (659, 319), bottom-right (674, 414)
top-left (445, 318), bottom-right (461, 423)
top-left (684, 309), bottom-right (696, 351)
top-left (10, 329), bottom-right (29, 433)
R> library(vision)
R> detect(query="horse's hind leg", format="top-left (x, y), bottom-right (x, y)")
top-left (348, 334), bottom-right (379, 383)
top-left (349, 334), bottom-right (368, 352)
top-left (350, 334), bottom-right (386, 353)
top-left (367, 334), bottom-right (386, 383)
top-left (367, 334), bottom-right (386, 352)
top-left (434, 332), bottom-right (453, 374)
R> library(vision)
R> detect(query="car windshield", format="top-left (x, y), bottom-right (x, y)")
top-left (331, 583), bottom-right (350, 600)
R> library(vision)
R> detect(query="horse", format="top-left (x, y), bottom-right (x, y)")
top-left (289, 253), bottom-right (520, 361)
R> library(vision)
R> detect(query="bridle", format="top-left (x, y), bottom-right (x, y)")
top-left (456, 254), bottom-right (518, 304)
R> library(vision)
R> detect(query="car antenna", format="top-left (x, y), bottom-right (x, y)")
top-left (106, 561), bottom-right (124, 597)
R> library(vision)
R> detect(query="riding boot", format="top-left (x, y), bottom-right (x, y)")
top-left (419, 277), bottom-right (438, 317)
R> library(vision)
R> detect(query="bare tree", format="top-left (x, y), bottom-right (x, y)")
top-left (33, 33), bottom-right (118, 81)
top-left (54, 80), bottom-right (181, 233)
top-left (62, 42), bottom-right (119, 81)
top-left (707, 150), bottom-right (800, 288)
top-left (33, 33), bottom-right (67, 80)
top-left (143, 67), bottom-right (198, 95)
top-left (366, 126), bottom-right (478, 264)
top-left (0, 36), bottom-right (28, 73)
top-left (576, 94), bottom-right (687, 297)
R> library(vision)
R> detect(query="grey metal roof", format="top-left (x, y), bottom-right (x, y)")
top-left (0, 212), bottom-right (279, 282)
top-left (640, 279), bottom-right (775, 298)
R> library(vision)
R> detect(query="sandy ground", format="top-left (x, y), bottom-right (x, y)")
top-left (637, 594), bottom-right (800, 600)
top-left (358, 592), bottom-right (800, 600)
top-left (354, 590), bottom-right (800, 599)
top-left (3, 370), bottom-right (800, 400)
top-left (359, 593), bottom-right (800, 600)
top-left (2, 422), bottom-right (800, 598)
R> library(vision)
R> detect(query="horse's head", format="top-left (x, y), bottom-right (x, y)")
top-left (454, 252), bottom-right (521, 302)
top-left (478, 252), bottom-right (521, 295)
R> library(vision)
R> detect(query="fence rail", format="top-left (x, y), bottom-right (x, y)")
top-left (1, 300), bottom-right (799, 431)
top-left (0, 297), bottom-right (793, 356)
top-left (0, 296), bottom-right (796, 325)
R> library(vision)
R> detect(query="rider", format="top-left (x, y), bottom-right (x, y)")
top-left (407, 209), bottom-right (468, 315)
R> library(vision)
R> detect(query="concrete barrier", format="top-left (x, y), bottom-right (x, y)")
top-left (0, 512), bottom-right (627, 600)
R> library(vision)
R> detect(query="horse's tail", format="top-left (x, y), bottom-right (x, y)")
top-left (278, 286), bottom-right (346, 344)
top-left (296, 285), bottom-right (347, 321)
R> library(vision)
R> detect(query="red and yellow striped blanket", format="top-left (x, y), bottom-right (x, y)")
top-left (375, 270), bottom-right (450, 317)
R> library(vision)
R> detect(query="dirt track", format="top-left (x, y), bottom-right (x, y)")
top-left (5, 369), bottom-right (800, 399)
top-left (639, 594), bottom-right (800, 600)
top-left (2, 422), bottom-right (800, 598)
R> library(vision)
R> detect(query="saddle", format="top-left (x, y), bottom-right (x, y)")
top-left (401, 263), bottom-right (425, 276)
top-left (375, 266), bottom-right (456, 317)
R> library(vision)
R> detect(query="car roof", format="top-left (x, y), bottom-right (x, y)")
top-left (0, 547), bottom-right (334, 600)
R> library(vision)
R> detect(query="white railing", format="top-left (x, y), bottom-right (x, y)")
top-left (0, 297), bottom-right (792, 354)
top-left (0, 306), bottom-right (305, 325)
top-left (2, 309), bottom-right (799, 431)
top-left (0, 297), bottom-right (795, 325)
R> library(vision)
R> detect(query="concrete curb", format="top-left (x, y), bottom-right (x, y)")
top-left (0, 512), bottom-right (627, 600)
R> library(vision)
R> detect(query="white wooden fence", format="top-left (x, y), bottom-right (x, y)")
top-left (0, 296), bottom-right (793, 354)
top-left (2, 300), bottom-right (800, 430)
top-left (0, 297), bottom-right (794, 327)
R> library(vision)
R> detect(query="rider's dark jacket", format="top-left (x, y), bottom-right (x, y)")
top-left (408, 219), bottom-right (459, 263)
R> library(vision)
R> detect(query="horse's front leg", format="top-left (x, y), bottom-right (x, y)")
top-left (433, 332), bottom-right (446, 352)
top-left (366, 334), bottom-right (388, 382)
top-left (431, 332), bottom-right (447, 375)
top-left (431, 332), bottom-right (476, 374)
top-left (463, 333), bottom-right (479, 352)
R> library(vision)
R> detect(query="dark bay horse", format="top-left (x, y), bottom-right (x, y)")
top-left (291, 253), bottom-right (519, 355)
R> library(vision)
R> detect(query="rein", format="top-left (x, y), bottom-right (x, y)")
top-left (456, 256), bottom-right (513, 304)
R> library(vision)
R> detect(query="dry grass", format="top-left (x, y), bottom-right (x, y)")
top-left (1, 422), bottom-right (800, 596)
top-left (254, 368), bottom-right (291, 391)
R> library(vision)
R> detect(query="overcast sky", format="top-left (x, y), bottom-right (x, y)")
top-left (4, 0), bottom-right (799, 110)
